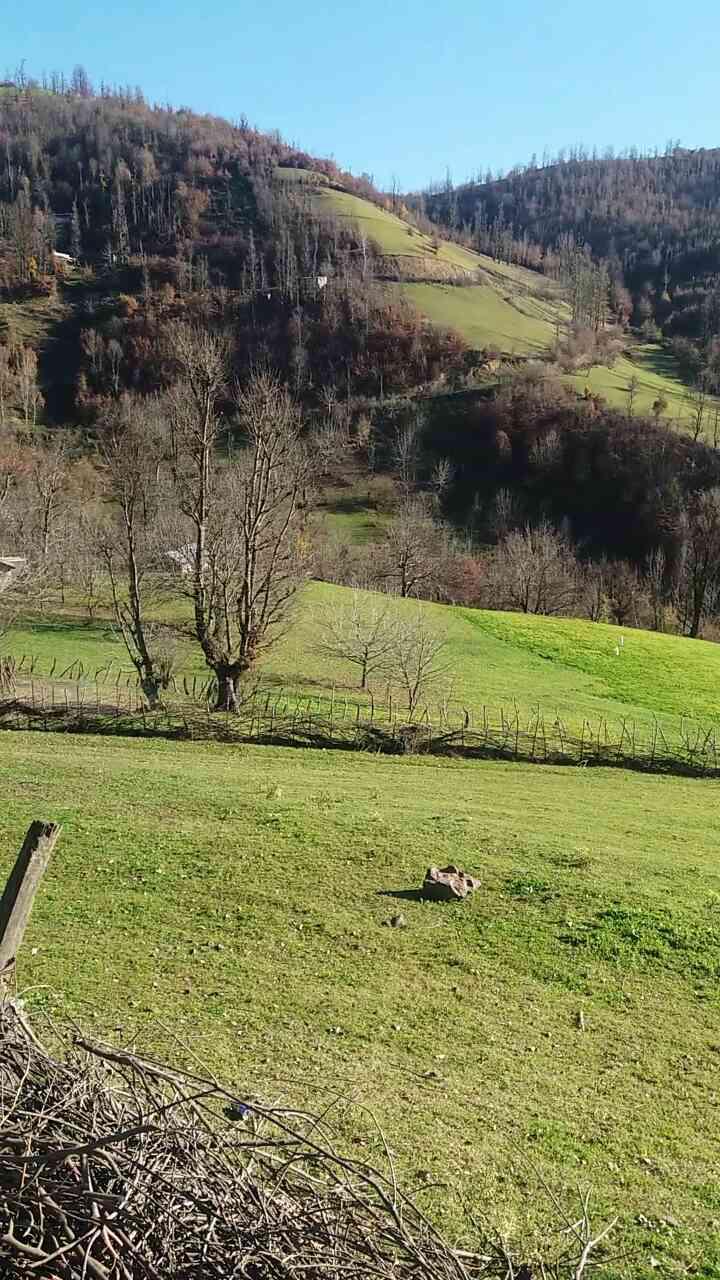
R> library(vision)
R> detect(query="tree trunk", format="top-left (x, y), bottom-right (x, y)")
top-left (214, 667), bottom-right (242, 712)
top-left (140, 676), bottom-right (163, 711)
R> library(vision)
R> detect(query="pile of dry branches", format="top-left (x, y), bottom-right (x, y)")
top-left (0, 1002), bottom-right (614, 1278)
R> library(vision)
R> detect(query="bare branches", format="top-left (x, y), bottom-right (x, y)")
top-left (0, 1006), bottom-right (616, 1279)
top-left (168, 358), bottom-right (312, 711)
top-left (97, 399), bottom-right (172, 709)
top-left (318, 590), bottom-right (398, 690)
top-left (484, 523), bottom-right (582, 617)
top-left (393, 609), bottom-right (449, 718)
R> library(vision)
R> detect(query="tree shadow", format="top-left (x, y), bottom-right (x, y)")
top-left (632, 344), bottom-right (690, 390)
top-left (320, 495), bottom-right (378, 515)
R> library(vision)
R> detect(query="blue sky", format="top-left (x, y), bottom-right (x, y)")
top-left (4, 0), bottom-right (720, 190)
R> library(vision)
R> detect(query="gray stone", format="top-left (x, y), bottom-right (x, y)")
top-left (422, 864), bottom-right (480, 902)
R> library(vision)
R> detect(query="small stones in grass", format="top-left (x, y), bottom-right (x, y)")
top-left (382, 912), bottom-right (407, 928)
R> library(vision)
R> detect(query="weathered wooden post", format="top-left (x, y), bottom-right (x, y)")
top-left (0, 821), bottom-right (61, 986)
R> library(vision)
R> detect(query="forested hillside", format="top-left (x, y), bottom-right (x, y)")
top-left (421, 148), bottom-right (720, 388)
top-left (0, 72), bottom-right (463, 419)
top-left (4, 72), bottom-right (720, 641)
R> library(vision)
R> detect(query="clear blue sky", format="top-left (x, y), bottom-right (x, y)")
top-left (4, 0), bottom-right (720, 190)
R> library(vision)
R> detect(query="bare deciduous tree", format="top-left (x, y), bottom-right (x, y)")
top-left (675, 489), bottom-right (720, 638)
top-left (392, 416), bottom-right (422, 498)
top-left (644, 547), bottom-right (668, 633)
top-left (319, 590), bottom-right (397, 690)
top-left (485, 521), bottom-right (581, 616)
top-left (30, 433), bottom-right (74, 561)
top-left (98, 400), bottom-right (173, 708)
top-left (16, 347), bottom-right (44, 429)
top-left (378, 498), bottom-right (449, 599)
top-left (167, 323), bottom-right (312, 710)
top-left (392, 609), bottom-right (448, 718)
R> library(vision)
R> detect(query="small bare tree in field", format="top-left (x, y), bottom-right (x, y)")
top-left (392, 610), bottom-right (448, 718)
top-left (166, 323), bottom-right (313, 711)
top-left (319, 590), bottom-right (397, 690)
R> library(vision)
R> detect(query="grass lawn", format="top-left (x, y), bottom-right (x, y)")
top-left (1, 731), bottom-right (719, 1277)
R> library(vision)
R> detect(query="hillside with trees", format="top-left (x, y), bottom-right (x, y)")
top-left (3, 71), bottom-right (720, 651)
top-left (0, 70), bottom-right (464, 420)
top-left (420, 147), bottom-right (720, 391)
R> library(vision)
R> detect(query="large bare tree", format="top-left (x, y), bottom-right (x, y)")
top-left (378, 498), bottom-right (449, 599)
top-left (98, 399), bottom-right (174, 708)
top-left (167, 324), bottom-right (312, 710)
top-left (485, 522), bottom-right (581, 616)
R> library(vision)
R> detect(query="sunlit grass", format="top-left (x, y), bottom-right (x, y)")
top-left (1, 731), bottom-right (719, 1276)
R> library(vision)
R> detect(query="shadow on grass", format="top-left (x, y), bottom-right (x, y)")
top-left (377, 888), bottom-right (425, 903)
top-left (319, 495), bottom-right (379, 516)
top-left (632, 344), bottom-right (690, 389)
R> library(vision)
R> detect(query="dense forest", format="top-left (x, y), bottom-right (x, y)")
top-left (419, 148), bottom-right (720, 388)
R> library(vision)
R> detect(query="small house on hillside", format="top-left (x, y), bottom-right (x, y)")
top-left (0, 556), bottom-right (27, 594)
top-left (166, 545), bottom-right (195, 576)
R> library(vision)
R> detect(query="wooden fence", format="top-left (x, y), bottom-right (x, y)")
top-left (2, 673), bottom-right (720, 778)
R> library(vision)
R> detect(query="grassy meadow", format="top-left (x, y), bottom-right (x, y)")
top-left (7, 583), bottom-right (720, 737)
top-left (401, 280), bottom-right (564, 355)
top-left (568, 345), bottom-right (703, 423)
top-left (1, 731), bottom-right (720, 1277)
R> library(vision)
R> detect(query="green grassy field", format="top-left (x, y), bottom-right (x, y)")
top-left (2, 731), bottom-right (719, 1277)
top-left (401, 281), bottom-right (562, 354)
top-left (569, 346), bottom-right (702, 423)
top-left (7, 584), bottom-right (720, 735)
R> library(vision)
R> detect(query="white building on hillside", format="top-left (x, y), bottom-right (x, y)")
top-left (0, 556), bottom-right (27, 593)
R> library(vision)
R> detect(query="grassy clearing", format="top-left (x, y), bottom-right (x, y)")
top-left (399, 281), bottom-right (562, 354)
top-left (7, 584), bottom-right (720, 735)
top-left (312, 186), bottom-right (480, 270)
top-left (1, 731), bottom-right (719, 1276)
top-left (568, 346), bottom-right (701, 423)
top-left (274, 165), bottom-right (330, 186)
top-left (0, 291), bottom-right (68, 350)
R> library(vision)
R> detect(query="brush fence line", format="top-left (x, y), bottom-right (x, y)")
top-left (1, 670), bottom-right (719, 777)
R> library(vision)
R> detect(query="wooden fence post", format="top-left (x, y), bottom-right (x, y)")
top-left (0, 822), bottom-right (61, 982)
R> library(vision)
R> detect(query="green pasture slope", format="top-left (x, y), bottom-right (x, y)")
top-left (275, 168), bottom-right (698, 423)
top-left (568, 344), bottom-right (703, 423)
top-left (2, 730), bottom-right (720, 1277)
top-left (7, 582), bottom-right (720, 734)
